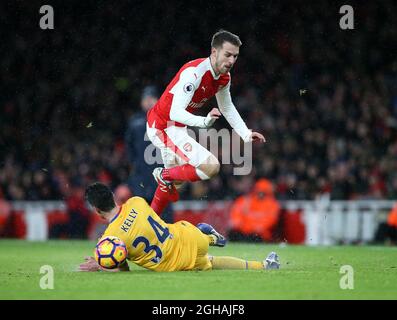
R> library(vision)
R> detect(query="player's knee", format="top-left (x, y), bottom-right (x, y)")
top-left (209, 161), bottom-right (220, 178)
top-left (174, 181), bottom-right (186, 190)
top-left (198, 156), bottom-right (220, 178)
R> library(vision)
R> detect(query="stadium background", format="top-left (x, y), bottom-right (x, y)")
top-left (2, 0), bottom-right (396, 201)
top-left (1, 0), bottom-right (397, 242)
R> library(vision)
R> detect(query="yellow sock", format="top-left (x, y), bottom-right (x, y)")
top-left (207, 234), bottom-right (217, 246)
top-left (210, 256), bottom-right (264, 270)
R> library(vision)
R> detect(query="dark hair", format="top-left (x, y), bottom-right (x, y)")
top-left (211, 29), bottom-right (242, 49)
top-left (85, 182), bottom-right (115, 212)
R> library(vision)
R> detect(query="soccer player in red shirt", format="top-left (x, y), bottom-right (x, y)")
top-left (146, 30), bottom-right (265, 215)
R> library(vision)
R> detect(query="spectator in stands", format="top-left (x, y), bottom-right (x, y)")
top-left (0, 188), bottom-right (12, 237)
top-left (50, 183), bottom-right (91, 239)
top-left (228, 178), bottom-right (281, 242)
top-left (66, 183), bottom-right (91, 238)
top-left (114, 184), bottom-right (132, 205)
top-left (125, 86), bottom-right (174, 222)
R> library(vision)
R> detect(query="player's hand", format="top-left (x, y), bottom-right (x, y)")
top-left (208, 108), bottom-right (222, 119)
top-left (250, 132), bottom-right (266, 143)
top-left (78, 256), bottom-right (100, 272)
top-left (203, 108), bottom-right (221, 127)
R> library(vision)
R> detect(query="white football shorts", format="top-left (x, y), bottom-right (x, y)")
top-left (146, 123), bottom-right (213, 168)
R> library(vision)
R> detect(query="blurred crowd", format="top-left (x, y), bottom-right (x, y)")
top-left (1, 0), bottom-right (397, 204)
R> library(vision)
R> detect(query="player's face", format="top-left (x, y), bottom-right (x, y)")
top-left (214, 42), bottom-right (239, 74)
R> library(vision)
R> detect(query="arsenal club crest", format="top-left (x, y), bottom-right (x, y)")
top-left (183, 142), bottom-right (192, 152)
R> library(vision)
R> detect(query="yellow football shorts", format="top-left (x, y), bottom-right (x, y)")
top-left (173, 220), bottom-right (212, 271)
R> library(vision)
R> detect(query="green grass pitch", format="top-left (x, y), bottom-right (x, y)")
top-left (0, 240), bottom-right (396, 300)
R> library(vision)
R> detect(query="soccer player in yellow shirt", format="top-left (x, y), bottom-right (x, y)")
top-left (79, 182), bottom-right (280, 272)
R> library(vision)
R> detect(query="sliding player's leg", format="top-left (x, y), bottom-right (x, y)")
top-left (195, 223), bottom-right (280, 270)
top-left (210, 252), bottom-right (280, 270)
top-left (194, 231), bottom-right (280, 270)
top-left (189, 221), bottom-right (280, 271)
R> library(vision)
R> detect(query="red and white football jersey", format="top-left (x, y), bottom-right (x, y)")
top-left (147, 57), bottom-right (251, 142)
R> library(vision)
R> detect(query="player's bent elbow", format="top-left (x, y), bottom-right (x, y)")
top-left (169, 112), bottom-right (179, 123)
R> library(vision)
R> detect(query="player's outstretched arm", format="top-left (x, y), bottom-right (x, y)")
top-left (78, 256), bottom-right (101, 272)
top-left (216, 81), bottom-right (266, 143)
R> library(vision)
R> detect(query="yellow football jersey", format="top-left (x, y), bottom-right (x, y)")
top-left (101, 196), bottom-right (207, 271)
